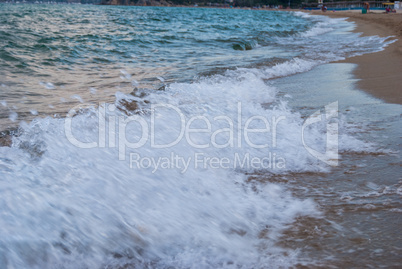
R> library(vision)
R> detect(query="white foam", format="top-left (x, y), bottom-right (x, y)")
top-left (0, 11), bottom-right (392, 268)
top-left (8, 111), bottom-right (18, 122)
top-left (1, 59), bottom-right (381, 267)
top-left (300, 22), bottom-right (334, 38)
top-left (283, 12), bottom-right (395, 63)
top-left (39, 81), bottom-right (55, 90)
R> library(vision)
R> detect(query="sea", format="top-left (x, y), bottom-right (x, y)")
top-left (0, 4), bottom-right (401, 268)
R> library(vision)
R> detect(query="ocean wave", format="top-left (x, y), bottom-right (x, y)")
top-left (1, 57), bottom-right (385, 267)
top-left (0, 6), bottom-right (396, 268)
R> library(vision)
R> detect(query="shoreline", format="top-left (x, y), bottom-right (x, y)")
top-left (308, 10), bottom-right (402, 105)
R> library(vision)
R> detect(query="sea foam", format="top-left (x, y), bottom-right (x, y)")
top-left (0, 9), bottom-right (392, 269)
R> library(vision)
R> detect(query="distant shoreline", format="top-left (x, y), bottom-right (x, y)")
top-left (306, 10), bottom-right (402, 104)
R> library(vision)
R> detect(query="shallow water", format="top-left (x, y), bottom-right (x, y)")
top-left (0, 4), bottom-right (401, 269)
top-left (273, 63), bottom-right (402, 268)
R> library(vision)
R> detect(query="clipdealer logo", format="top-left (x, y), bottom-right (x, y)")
top-left (128, 152), bottom-right (286, 174)
top-left (302, 101), bottom-right (339, 166)
top-left (64, 101), bottom-right (339, 170)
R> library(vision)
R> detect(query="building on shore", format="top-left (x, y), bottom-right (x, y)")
top-left (302, 0), bottom-right (398, 10)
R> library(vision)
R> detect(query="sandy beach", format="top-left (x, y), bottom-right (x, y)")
top-left (309, 10), bottom-right (402, 104)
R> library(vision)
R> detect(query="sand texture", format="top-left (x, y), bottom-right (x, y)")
top-left (310, 11), bottom-right (402, 104)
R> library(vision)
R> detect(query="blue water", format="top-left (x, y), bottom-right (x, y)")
top-left (0, 4), bottom-right (390, 127)
top-left (0, 4), bottom-right (401, 269)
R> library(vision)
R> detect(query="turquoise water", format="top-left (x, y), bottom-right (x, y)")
top-left (0, 4), bottom-right (401, 269)
top-left (0, 4), bottom-right (390, 127)
top-left (0, 5), bottom-right (310, 126)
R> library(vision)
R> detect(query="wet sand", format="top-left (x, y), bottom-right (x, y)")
top-left (310, 10), bottom-right (402, 104)
top-left (270, 60), bottom-right (402, 268)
